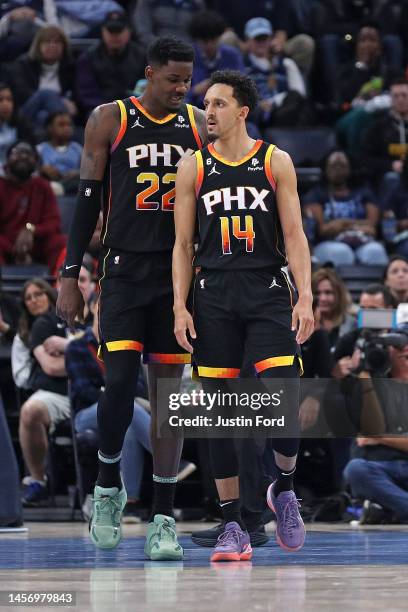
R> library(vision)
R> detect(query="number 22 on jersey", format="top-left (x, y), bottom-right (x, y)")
top-left (136, 172), bottom-right (176, 211)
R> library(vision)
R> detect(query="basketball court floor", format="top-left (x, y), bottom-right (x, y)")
top-left (1, 522), bottom-right (407, 611)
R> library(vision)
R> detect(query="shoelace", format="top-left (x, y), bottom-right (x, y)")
top-left (93, 496), bottom-right (121, 527)
top-left (281, 498), bottom-right (302, 534)
top-left (157, 521), bottom-right (177, 542)
top-left (216, 529), bottom-right (242, 547)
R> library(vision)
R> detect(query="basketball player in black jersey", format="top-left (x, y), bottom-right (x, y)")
top-left (173, 70), bottom-right (314, 561)
top-left (56, 38), bottom-right (206, 559)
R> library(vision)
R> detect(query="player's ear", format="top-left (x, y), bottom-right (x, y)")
top-left (239, 105), bottom-right (250, 121)
top-left (145, 65), bottom-right (154, 81)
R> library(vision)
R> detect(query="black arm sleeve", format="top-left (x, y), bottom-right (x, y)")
top-left (61, 179), bottom-right (102, 279)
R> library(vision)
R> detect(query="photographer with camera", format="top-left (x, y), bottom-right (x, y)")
top-left (332, 284), bottom-right (408, 523)
top-left (343, 327), bottom-right (408, 524)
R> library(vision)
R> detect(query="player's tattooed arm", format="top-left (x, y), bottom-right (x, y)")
top-left (192, 106), bottom-right (208, 147)
top-left (272, 148), bottom-right (314, 345)
top-left (80, 103), bottom-right (120, 179)
top-left (173, 154), bottom-right (198, 352)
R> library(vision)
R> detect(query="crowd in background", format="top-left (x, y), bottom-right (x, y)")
top-left (1, 0), bottom-right (408, 527)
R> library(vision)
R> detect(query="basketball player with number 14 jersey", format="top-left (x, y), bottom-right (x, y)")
top-left (173, 70), bottom-right (314, 562)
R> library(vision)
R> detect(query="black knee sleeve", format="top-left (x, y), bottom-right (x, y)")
top-left (97, 349), bottom-right (141, 456)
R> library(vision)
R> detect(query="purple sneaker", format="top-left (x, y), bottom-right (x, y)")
top-left (210, 521), bottom-right (252, 562)
top-left (267, 482), bottom-right (305, 552)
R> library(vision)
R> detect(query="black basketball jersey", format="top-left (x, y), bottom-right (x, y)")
top-left (194, 140), bottom-right (287, 270)
top-left (102, 97), bottom-right (202, 253)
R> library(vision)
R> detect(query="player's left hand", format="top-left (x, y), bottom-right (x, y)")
top-left (292, 296), bottom-right (314, 344)
top-left (174, 307), bottom-right (196, 353)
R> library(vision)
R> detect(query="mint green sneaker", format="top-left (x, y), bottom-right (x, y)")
top-left (89, 484), bottom-right (127, 550)
top-left (144, 514), bottom-right (183, 561)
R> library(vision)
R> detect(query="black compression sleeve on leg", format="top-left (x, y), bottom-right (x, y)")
top-left (61, 179), bottom-right (102, 279)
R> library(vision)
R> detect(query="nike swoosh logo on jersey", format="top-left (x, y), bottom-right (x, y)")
top-left (65, 264), bottom-right (78, 270)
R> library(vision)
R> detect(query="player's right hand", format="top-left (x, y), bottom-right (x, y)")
top-left (174, 307), bottom-right (196, 353)
top-left (56, 278), bottom-right (85, 329)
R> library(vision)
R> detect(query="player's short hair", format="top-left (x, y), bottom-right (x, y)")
top-left (189, 11), bottom-right (226, 41)
top-left (208, 70), bottom-right (258, 112)
top-left (147, 36), bottom-right (194, 66)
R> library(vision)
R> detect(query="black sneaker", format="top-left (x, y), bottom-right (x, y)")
top-left (191, 522), bottom-right (269, 547)
top-left (359, 500), bottom-right (391, 525)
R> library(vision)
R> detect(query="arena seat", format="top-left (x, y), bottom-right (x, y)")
top-left (264, 127), bottom-right (337, 193)
top-left (1, 264), bottom-right (53, 294)
top-left (336, 264), bottom-right (385, 301)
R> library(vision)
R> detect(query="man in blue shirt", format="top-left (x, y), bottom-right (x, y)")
top-left (187, 11), bottom-right (245, 108)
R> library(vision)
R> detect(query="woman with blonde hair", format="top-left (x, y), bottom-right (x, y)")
top-left (312, 267), bottom-right (357, 350)
top-left (6, 25), bottom-right (76, 127)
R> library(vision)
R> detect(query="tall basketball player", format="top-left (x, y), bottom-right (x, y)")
top-left (173, 70), bottom-right (313, 561)
top-left (56, 38), bottom-right (206, 560)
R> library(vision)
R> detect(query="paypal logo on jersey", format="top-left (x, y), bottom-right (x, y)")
top-left (127, 143), bottom-right (194, 167)
top-left (175, 115), bottom-right (189, 128)
top-left (248, 157), bottom-right (263, 171)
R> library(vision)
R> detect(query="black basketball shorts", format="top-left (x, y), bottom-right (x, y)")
top-left (192, 268), bottom-right (301, 377)
top-left (98, 246), bottom-right (190, 365)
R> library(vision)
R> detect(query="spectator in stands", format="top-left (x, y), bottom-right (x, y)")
top-left (0, 1), bottom-right (58, 62)
top-left (5, 25), bottom-right (76, 128)
top-left (76, 11), bottom-right (145, 117)
top-left (382, 156), bottom-right (408, 257)
top-left (37, 112), bottom-right (82, 196)
top-left (315, 6), bottom-right (402, 106)
top-left (312, 267), bottom-right (356, 351)
top-left (133, 0), bottom-right (205, 49)
top-left (344, 23), bottom-right (398, 105)
top-left (187, 11), bottom-right (244, 108)
top-left (361, 77), bottom-right (408, 195)
top-left (343, 327), bottom-right (408, 524)
top-left (0, 141), bottom-right (66, 272)
top-left (243, 17), bottom-right (307, 127)
top-left (0, 82), bottom-right (33, 171)
top-left (53, 0), bottom-right (124, 38)
top-left (332, 284), bottom-right (396, 379)
top-left (383, 255), bottom-right (408, 305)
top-left (335, 23), bottom-right (398, 157)
top-left (212, 0), bottom-right (316, 78)
top-left (14, 278), bottom-right (69, 506)
top-left (303, 150), bottom-right (388, 266)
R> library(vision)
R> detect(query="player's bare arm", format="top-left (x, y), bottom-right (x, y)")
top-left (56, 103), bottom-right (120, 327)
top-left (272, 148), bottom-right (314, 345)
top-left (173, 154), bottom-right (198, 353)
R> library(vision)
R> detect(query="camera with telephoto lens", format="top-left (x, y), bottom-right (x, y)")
top-left (354, 309), bottom-right (408, 377)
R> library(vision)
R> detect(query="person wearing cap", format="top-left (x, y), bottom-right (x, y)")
top-left (76, 11), bottom-right (145, 116)
top-left (243, 16), bottom-right (307, 127)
